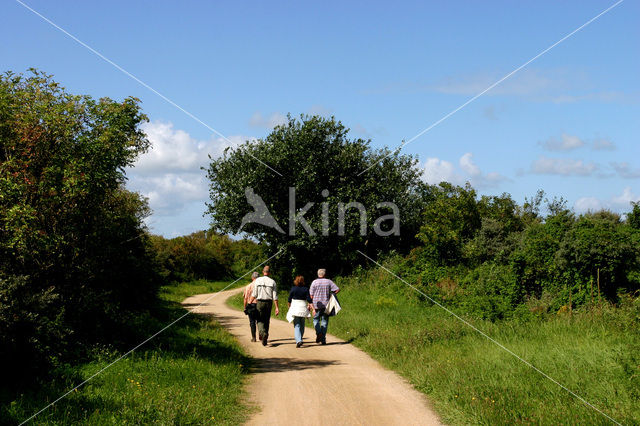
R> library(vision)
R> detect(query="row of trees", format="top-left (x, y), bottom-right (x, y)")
top-left (150, 231), bottom-right (263, 282)
top-left (405, 184), bottom-right (640, 319)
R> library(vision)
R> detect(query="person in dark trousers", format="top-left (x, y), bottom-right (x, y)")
top-left (251, 265), bottom-right (280, 346)
top-left (309, 268), bottom-right (340, 345)
top-left (287, 276), bottom-right (314, 348)
top-left (243, 271), bottom-right (260, 342)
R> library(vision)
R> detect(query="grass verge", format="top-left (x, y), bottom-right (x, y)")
top-left (2, 280), bottom-right (251, 425)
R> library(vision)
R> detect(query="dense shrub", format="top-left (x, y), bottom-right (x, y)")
top-left (0, 70), bottom-right (158, 380)
top-left (510, 209), bottom-right (574, 297)
top-left (457, 263), bottom-right (524, 320)
top-left (406, 185), bottom-right (640, 320)
top-left (559, 212), bottom-right (638, 296)
top-left (627, 202), bottom-right (640, 230)
top-left (417, 183), bottom-right (480, 265)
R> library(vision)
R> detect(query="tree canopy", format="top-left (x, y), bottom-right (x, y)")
top-left (0, 70), bottom-right (158, 378)
top-left (206, 114), bottom-right (428, 280)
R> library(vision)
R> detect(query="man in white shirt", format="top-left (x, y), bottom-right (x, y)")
top-left (251, 265), bottom-right (280, 346)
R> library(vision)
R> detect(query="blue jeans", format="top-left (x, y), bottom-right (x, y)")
top-left (313, 309), bottom-right (329, 338)
top-left (293, 316), bottom-right (305, 343)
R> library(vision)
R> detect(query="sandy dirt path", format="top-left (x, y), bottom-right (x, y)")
top-left (183, 288), bottom-right (442, 426)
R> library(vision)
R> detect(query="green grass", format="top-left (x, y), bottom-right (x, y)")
top-left (2, 280), bottom-right (252, 425)
top-left (329, 273), bottom-right (639, 425)
top-left (228, 276), bottom-right (640, 425)
top-left (161, 279), bottom-right (238, 304)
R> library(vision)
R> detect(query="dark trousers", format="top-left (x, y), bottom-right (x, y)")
top-left (246, 303), bottom-right (258, 338)
top-left (256, 300), bottom-right (273, 338)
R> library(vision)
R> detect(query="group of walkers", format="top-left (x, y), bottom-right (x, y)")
top-left (243, 266), bottom-right (340, 347)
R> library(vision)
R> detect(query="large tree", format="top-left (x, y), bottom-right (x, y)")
top-left (0, 70), bottom-right (158, 377)
top-left (206, 115), bottom-right (428, 280)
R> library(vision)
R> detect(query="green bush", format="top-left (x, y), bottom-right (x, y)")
top-left (458, 263), bottom-right (523, 321)
top-left (0, 70), bottom-right (158, 380)
top-left (510, 210), bottom-right (574, 298)
top-left (407, 184), bottom-right (640, 318)
top-left (558, 211), bottom-right (639, 298)
top-left (417, 182), bottom-right (480, 265)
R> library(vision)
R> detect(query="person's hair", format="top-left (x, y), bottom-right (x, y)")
top-left (317, 268), bottom-right (326, 278)
top-left (263, 265), bottom-right (270, 275)
top-left (251, 271), bottom-right (259, 279)
top-left (293, 276), bottom-right (305, 287)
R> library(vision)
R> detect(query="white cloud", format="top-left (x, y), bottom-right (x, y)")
top-left (531, 156), bottom-right (598, 176)
top-left (132, 121), bottom-right (237, 175)
top-left (126, 121), bottom-right (253, 221)
top-left (428, 69), bottom-right (632, 104)
top-left (612, 187), bottom-right (640, 207)
top-left (249, 111), bottom-right (288, 129)
top-left (538, 133), bottom-right (585, 151)
top-left (592, 138), bottom-right (616, 151)
top-left (537, 134), bottom-right (617, 152)
top-left (574, 197), bottom-right (604, 213)
top-left (422, 157), bottom-right (463, 185)
top-left (132, 173), bottom-right (207, 215)
top-left (550, 91), bottom-right (630, 104)
top-left (434, 69), bottom-right (563, 97)
top-left (459, 153), bottom-right (481, 176)
top-left (574, 187), bottom-right (640, 213)
top-left (611, 162), bottom-right (640, 179)
top-left (422, 153), bottom-right (507, 188)
top-left (371, 68), bottom-right (632, 104)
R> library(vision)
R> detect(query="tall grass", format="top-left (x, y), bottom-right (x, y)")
top-left (1, 280), bottom-right (252, 425)
top-left (330, 268), bottom-right (639, 425)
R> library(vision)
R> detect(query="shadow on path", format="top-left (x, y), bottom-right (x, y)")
top-left (251, 357), bottom-right (340, 374)
top-left (324, 338), bottom-right (355, 346)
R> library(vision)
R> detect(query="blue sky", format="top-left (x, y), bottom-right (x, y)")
top-left (2, 0), bottom-right (638, 237)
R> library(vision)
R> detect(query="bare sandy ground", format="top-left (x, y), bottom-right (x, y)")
top-left (183, 288), bottom-right (442, 426)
